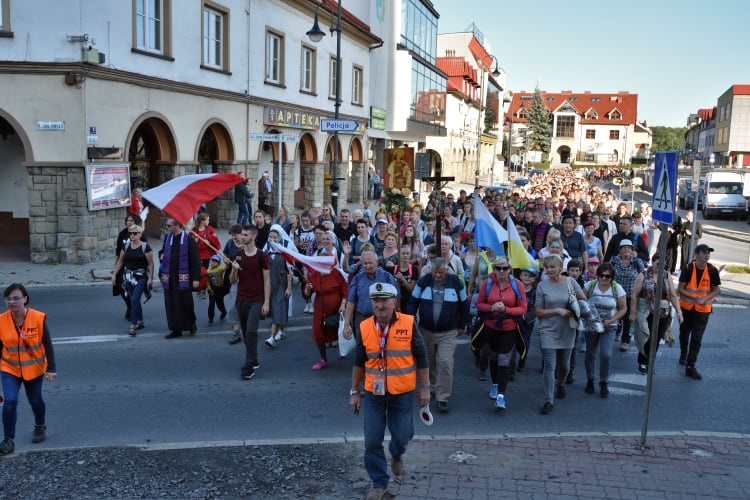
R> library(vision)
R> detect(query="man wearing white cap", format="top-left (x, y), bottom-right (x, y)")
top-left (348, 282), bottom-right (430, 500)
top-left (610, 239), bottom-right (645, 352)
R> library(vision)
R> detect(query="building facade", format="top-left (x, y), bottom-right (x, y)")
top-left (0, 0), bottom-right (378, 263)
top-left (506, 90), bottom-right (650, 169)
top-left (714, 84), bottom-right (750, 168)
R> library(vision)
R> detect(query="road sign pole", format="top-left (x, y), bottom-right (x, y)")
top-left (641, 220), bottom-right (669, 448)
top-left (278, 134), bottom-right (283, 214)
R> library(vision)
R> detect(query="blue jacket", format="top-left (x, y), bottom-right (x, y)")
top-left (407, 273), bottom-right (469, 332)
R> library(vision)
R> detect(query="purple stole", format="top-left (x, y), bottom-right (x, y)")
top-left (160, 232), bottom-right (191, 291)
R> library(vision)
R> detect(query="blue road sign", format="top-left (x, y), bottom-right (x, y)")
top-left (320, 119), bottom-right (359, 133)
top-left (652, 151), bottom-right (678, 225)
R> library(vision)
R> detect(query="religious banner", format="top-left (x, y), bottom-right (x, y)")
top-left (383, 147), bottom-right (414, 195)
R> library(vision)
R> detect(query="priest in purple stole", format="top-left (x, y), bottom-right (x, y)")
top-left (160, 218), bottom-right (202, 338)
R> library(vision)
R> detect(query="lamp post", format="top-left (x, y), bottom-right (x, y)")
top-left (307, 0), bottom-right (342, 214)
top-left (474, 54), bottom-right (501, 189)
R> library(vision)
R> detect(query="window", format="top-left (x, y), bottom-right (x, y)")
top-left (585, 109), bottom-right (598, 120)
top-left (591, 97), bottom-right (600, 102)
top-left (265, 30), bottom-right (284, 85)
top-left (328, 56), bottom-right (338, 99)
top-left (300, 45), bottom-right (316, 93)
top-left (409, 59), bottom-right (446, 127)
top-left (586, 129), bottom-right (595, 139)
top-left (555, 115), bottom-right (575, 138)
top-left (135, 0), bottom-right (172, 55)
top-left (0, 0), bottom-right (12, 35)
top-left (609, 110), bottom-right (622, 120)
top-left (609, 130), bottom-right (620, 140)
top-left (202, 3), bottom-right (228, 71)
top-left (352, 66), bottom-right (363, 105)
top-left (400, 0), bottom-right (439, 64)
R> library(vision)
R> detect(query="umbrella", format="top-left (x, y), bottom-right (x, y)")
top-left (142, 173), bottom-right (243, 225)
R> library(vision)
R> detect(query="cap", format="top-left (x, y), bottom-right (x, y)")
top-left (210, 254), bottom-right (222, 262)
top-left (376, 215), bottom-right (388, 223)
top-left (520, 266), bottom-right (538, 276)
top-left (694, 244), bottom-right (714, 253)
top-left (369, 282), bottom-right (398, 299)
top-left (619, 239), bottom-right (634, 247)
top-left (588, 257), bottom-right (600, 264)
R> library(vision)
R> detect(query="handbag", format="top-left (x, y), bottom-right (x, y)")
top-left (566, 278), bottom-right (580, 330)
top-left (323, 313), bottom-right (340, 330)
top-left (337, 313), bottom-right (357, 357)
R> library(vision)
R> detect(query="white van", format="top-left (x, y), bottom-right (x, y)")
top-left (703, 171), bottom-right (746, 220)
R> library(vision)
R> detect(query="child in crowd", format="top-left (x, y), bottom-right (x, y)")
top-left (584, 257), bottom-right (600, 283)
top-left (566, 260), bottom-right (586, 381)
top-left (512, 266), bottom-right (539, 374)
top-left (206, 254), bottom-right (228, 325)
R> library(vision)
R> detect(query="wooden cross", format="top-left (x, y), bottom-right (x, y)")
top-left (421, 164), bottom-right (455, 251)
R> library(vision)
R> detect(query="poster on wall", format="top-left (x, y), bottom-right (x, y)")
top-left (383, 147), bottom-right (414, 195)
top-left (85, 164), bottom-right (132, 211)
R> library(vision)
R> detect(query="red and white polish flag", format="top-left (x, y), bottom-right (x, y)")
top-left (142, 173), bottom-right (244, 225)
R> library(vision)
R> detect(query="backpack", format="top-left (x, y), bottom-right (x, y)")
top-left (484, 276), bottom-right (523, 302)
top-left (586, 279), bottom-right (620, 299)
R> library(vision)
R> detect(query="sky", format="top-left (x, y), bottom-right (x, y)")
top-left (432, 0), bottom-right (750, 128)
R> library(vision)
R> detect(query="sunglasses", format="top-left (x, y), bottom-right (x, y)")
top-left (495, 266), bottom-right (511, 272)
top-left (599, 274), bottom-right (612, 279)
top-left (129, 232), bottom-right (140, 236)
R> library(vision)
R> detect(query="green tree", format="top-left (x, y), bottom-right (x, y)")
top-left (651, 126), bottom-right (687, 152)
top-left (527, 87), bottom-right (551, 161)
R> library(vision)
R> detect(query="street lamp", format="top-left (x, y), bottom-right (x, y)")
top-left (474, 54), bottom-right (501, 188)
top-left (307, 0), bottom-right (342, 214)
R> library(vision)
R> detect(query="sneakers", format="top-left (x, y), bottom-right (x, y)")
top-left (274, 331), bottom-right (286, 341)
top-left (391, 455), bottom-right (404, 476)
top-left (264, 336), bottom-right (275, 348)
top-left (303, 302), bottom-right (311, 314)
top-left (488, 384), bottom-right (498, 399)
top-left (32, 425), bottom-right (46, 443)
top-left (620, 342), bottom-right (629, 352)
top-left (579, 344), bottom-right (586, 353)
top-left (437, 401), bottom-right (449, 413)
top-left (585, 380), bottom-right (595, 394)
top-left (638, 364), bottom-right (648, 374)
top-left (599, 381), bottom-right (609, 398)
top-left (685, 366), bottom-right (702, 380)
top-left (240, 363), bottom-right (255, 380)
top-left (365, 487), bottom-right (389, 500)
top-left (228, 331), bottom-right (242, 345)
top-left (478, 370), bottom-right (488, 381)
top-left (495, 394), bottom-right (506, 410)
top-left (312, 359), bottom-right (328, 370)
top-left (304, 302), bottom-right (314, 314)
top-left (615, 334), bottom-right (622, 342)
top-left (540, 402), bottom-right (554, 415)
top-left (0, 438), bottom-right (14, 454)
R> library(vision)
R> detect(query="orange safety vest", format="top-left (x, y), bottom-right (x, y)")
top-left (679, 262), bottom-right (714, 313)
top-left (361, 313), bottom-right (417, 395)
top-left (0, 309), bottom-right (48, 380)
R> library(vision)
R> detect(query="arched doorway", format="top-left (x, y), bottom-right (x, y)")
top-left (257, 128), bottom-right (288, 216)
top-left (127, 116), bottom-right (177, 237)
top-left (196, 122), bottom-right (234, 221)
top-left (423, 148), bottom-right (443, 194)
top-left (557, 145), bottom-right (571, 164)
top-left (296, 133), bottom-right (317, 209)
top-left (348, 137), bottom-right (364, 203)
top-left (0, 113), bottom-right (33, 260)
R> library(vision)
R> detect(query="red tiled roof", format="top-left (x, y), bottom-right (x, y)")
top-left (507, 91), bottom-right (638, 125)
top-left (437, 57), bottom-right (479, 95)
top-left (318, 0), bottom-right (381, 44)
top-left (698, 107), bottom-right (716, 121)
top-left (732, 84), bottom-right (750, 95)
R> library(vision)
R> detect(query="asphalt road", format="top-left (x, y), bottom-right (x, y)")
top-left (14, 267), bottom-right (750, 455)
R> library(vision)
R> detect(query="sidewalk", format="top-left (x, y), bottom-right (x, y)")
top-left (1, 433), bottom-right (748, 498)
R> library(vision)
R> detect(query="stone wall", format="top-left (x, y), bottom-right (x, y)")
top-left (28, 166), bottom-right (120, 264)
top-left (302, 162), bottom-right (324, 209)
top-left (349, 161), bottom-right (366, 205)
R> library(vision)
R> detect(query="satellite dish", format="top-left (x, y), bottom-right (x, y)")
top-left (613, 177), bottom-right (624, 186)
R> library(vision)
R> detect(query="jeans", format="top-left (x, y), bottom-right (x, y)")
top-left (679, 308), bottom-right (711, 366)
top-left (2, 372), bottom-right (46, 440)
top-left (363, 391), bottom-right (414, 489)
top-left (584, 325), bottom-right (616, 383)
top-left (542, 348), bottom-right (571, 404)
top-left (619, 299), bottom-right (633, 344)
top-left (420, 328), bottom-right (458, 403)
top-left (126, 277), bottom-right (148, 326)
top-left (236, 203), bottom-right (249, 226)
top-left (236, 300), bottom-right (261, 366)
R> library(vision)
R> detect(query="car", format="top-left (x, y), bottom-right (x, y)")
top-left (685, 178), bottom-right (706, 210)
top-left (529, 168), bottom-right (545, 178)
top-left (513, 177), bottom-right (530, 188)
top-left (703, 172), bottom-right (746, 220)
top-left (485, 183), bottom-right (512, 195)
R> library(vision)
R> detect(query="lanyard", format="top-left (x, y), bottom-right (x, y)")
top-left (377, 322), bottom-right (390, 372)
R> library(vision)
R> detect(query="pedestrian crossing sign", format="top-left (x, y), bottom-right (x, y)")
top-left (652, 151), bottom-right (678, 225)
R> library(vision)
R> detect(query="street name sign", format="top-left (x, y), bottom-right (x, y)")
top-left (652, 151), bottom-right (678, 225)
top-left (320, 119), bottom-right (359, 132)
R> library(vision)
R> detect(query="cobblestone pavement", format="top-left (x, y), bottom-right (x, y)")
top-left (1, 433), bottom-right (749, 498)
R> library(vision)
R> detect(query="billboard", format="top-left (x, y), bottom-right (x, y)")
top-left (383, 147), bottom-right (414, 195)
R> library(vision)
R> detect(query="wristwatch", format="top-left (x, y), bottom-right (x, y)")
top-left (349, 389), bottom-right (360, 396)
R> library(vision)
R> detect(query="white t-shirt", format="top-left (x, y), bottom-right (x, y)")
top-left (585, 280), bottom-right (626, 320)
